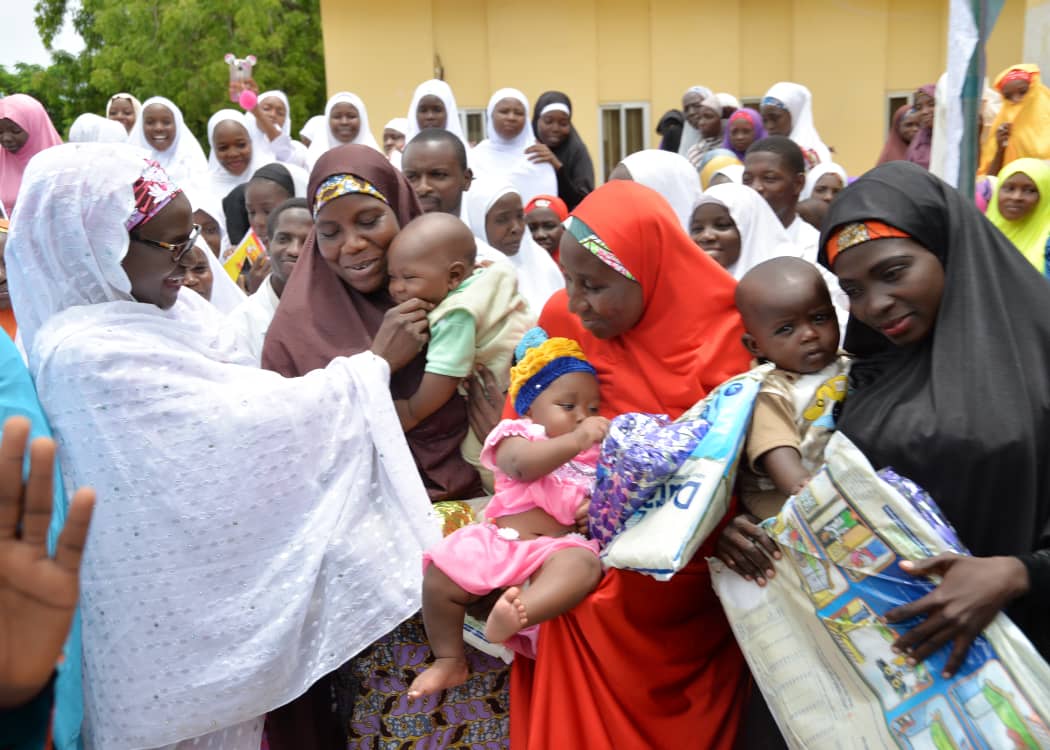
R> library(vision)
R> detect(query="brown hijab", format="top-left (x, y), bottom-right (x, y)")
top-left (262, 144), bottom-right (481, 500)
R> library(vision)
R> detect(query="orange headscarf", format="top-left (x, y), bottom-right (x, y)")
top-left (535, 180), bottom-right (748, 419)
top-left (979, 64), bottom-right (1050, 175)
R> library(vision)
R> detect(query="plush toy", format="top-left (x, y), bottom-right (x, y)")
top-left (224, 53), bottom-right (258, 109)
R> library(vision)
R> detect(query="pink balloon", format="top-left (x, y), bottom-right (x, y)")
top-left (239, 89), bottom-right (258, 110)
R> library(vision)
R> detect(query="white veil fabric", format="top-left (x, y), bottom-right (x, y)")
top-left (69, 113), bottom-right (129, 144)
top-left (6, 142), bottom-right (440, 749)
top-left (465, 178), bottom-right (563, 314)
top-left (620, 149), bottom-right (703, 231)
top-left (468, 88), bottom-right (557, 206)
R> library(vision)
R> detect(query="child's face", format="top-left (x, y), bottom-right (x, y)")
top-left (525, 206), bottom-right (564, 255)
top-left (387, 239), bottom-right (458, 306)
top-left (181, 245), bottom-right (214, 302)
top-left (729, 117), bottom-right (755, 155)
top-left (743, 276), bottom-right (838, 374)
top-left (213, 121), bottom-right (252, 176)
top-left (193, 210), bottom-right (222, 257)
top-left (1002, 79), bottom-right (1030, 104)
top-left (245, 179), bottom-right (291, 245)
top-left (142, 104), bottom-right (176, 153)
top-left (526, 371), bottom-right (601, 438)
top-left (690, 202), bottom-right (741, 269)
top-left (485, 192), bottom-right (525, 256)
top-left (329, 103), bottom-right (361, 144)
top-left (743, 151), bottom-right (803, 224)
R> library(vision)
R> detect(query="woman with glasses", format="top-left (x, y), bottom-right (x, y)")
top-left (5, 143), bottom-right (438, 750)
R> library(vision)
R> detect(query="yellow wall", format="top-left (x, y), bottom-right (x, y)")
top-left (320, 0), bottom-right (1026, 177)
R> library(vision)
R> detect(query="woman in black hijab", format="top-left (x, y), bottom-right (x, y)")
top-left (656, 109), bottom-right (685, 153)
top-left (821, 161), bottom-right (1050, 670)
top-left (527, 91), bottom-right (595, 210)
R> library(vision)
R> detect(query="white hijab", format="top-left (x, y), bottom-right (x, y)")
top-left (620, 149), bottom-right (703, 231)
top-left (207, 109), bottom-right (273, 197)
top-left (404, 79), bottom-right (467, 145)
top-left (710, 163), bottom-right (744, 185)
top-left (469, 88), bottom-right (557, 205)
top-left (762, 82), bottom-right (831, 166)
top-left (465, 178), bottom-right (564, 314)
top-left (181, 180), bottom-right (230, 255)
top-left (801, 161), bottom-right (848, 200)
top-left (69, 113), bottom-right (128, 144)
top-left (129, 96), bottom-right (209, 188)
top-left (246, 90), bottom-right (308, 168)
top-left (693, 183), bottom-right (801, 280)
top-left (306, 92), bottom-right (381, 170)
top-left (299, 114), bottom-right (327, 144)
top-left (105, 92), bottom-right (141, 126)
top-left (677, 85), bottom-right (713, 158)
top-left (6, 142), bottom-right (438, 748)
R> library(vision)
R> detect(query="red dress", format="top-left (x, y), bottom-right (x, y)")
top-left (509, 180), bottom-right (753, 749)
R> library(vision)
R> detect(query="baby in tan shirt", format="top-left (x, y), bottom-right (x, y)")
top-left (735, 257), bottom-right (850, 519)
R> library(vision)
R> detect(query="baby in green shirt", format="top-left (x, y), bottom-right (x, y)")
top-left (388, 213), bottom-right (532, 486)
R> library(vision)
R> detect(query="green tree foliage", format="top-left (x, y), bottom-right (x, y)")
top-left (5, 0), bottom-right (325, 146)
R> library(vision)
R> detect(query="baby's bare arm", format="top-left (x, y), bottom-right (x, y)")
top-left (758, 446), bottom-right (811, 498)
top-left (394, 372), bottom-right (461, 431)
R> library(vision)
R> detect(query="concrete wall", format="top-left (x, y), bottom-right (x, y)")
top-left (320, 0), bottom-right (1025, 176)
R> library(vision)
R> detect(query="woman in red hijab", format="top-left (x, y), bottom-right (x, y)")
top-left (511, 179), bottom-right (752, 749)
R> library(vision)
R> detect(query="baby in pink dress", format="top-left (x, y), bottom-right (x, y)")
top-left (408, 329), bottom-right (607, 698)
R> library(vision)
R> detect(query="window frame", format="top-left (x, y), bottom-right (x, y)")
top-left (598, 101), bottom-right (651, 181)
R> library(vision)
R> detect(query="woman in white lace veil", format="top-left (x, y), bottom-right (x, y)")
top-left (6, 142), bottom-right (439, 750)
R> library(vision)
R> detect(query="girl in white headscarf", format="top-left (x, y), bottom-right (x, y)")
top-left (129, 96), bottom-right (209, 187)
top-left (68, 113), bottom-right (128, 144)
top-left (181, 181), bottom-right (229, 257)
top-left (469, 88), bottom-right (557, 205)
top-left (800, 161), bottom-right (848, 202)
top-left (761, 82), bottom-right (831, 169)
top-left (383, 117), bottom-right (409, 168)
top-left (106, 92), bottom-right (141, 135)
top-left (616, 149), bottom-right (703, 231)
top-left (465, 178), bottom-right (563, 314)
top-left (677, 85), bottom-right (713, 159)
top-left (6, 141), bottom-right (438, 750)
top-left (305, 92), bottom-right (382, 170)
top-left (404, 79), bottom-right (467, 145)
top-left (246, 89), bottom-right (309, 169)
top-left (206, 109), bottom-right (274, 197)
top-left (689, 183), bottom-right (800, 280)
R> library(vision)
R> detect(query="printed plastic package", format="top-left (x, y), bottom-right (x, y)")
top-left (712, 432), bottom-right (1050, 749)
top-left (589, 365), bottom-right (770, 579)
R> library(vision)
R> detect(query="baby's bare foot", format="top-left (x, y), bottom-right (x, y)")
top-left (484, 586), bottom-right (529, 643)
top-left (407, 657), bottom-right (469, 699)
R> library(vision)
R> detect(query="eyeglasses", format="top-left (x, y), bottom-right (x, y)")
top-left (130, 223), bottom-right (202, 264)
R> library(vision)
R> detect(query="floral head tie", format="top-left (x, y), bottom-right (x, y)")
top-left (126, 159), bottom-right (182, 232)
top-left (313, 173), bottom-right (388, 219)
top-left (566, 216), bottom-right (635, 281)
top-left (508, 327), bottom-right (596, 417)
top-left (826, 221), bottom-right (911, 266)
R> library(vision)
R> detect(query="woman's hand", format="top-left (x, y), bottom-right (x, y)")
top-left (996, 122), bottom-right (1011, 150)
top-left (884, 553), bottom-right (1029, 678)
top-left (714, 514), bottom-right (781, 585)
top-left (0, 417), bottom-right (95, 708)
top-left (525, 143), bottom-right (563, 171)
top-left (370, 298), bottom-right (432, 372)
top-left (466, 364), bottom-right (503, 443)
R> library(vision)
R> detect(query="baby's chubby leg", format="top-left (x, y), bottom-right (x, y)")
top-left (485, 547), bottom-right (602, 643)
top-left (408, 564), bottom-right (480, 699)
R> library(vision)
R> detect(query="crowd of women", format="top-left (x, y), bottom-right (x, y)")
top-left (0, 61), bottom-right (1048, 750)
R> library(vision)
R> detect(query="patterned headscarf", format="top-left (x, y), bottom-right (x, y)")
top-left (125, 159), bottom-right (182, 231)
top-left (566, 216), bottom-right (635, 281)
top-left (825, 220), bottom-right (910, 266)
top-left (312, 173), bottom-right (388, 218)
top-left (509, 327), bottom-right (596, 416)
